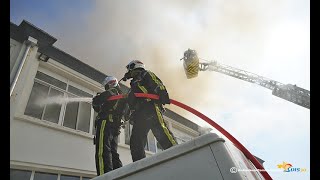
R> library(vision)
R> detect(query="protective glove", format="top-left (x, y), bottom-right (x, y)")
top-left (122, 72), bottom-right (132, 82)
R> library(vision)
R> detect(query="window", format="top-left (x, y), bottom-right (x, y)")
top-left (35, 71), bottom-right (67, 90)
top-left (63, 87), bottom-right (92, 133)
top-left (68, 85), bottom-right (92, 97)
top-left (124, 118), bottom-right (194, 152)
top-left (175, 137), bottom-right (188, 144)
top-left (82, 177), bottom-right (91, 180)
top-left (34, 172), bottom-right (58, 180)
top-left (76, 102), bottom-right (91, 132)
top-left (25, 82), bottom-right (50, 119)
top-left (92, 111), bottom-right (98, 135)
top-left (60, 174), bottom-right (80, 180)
top-left (63, 94), bottom-right (79, 129)
top-left (24, 71), bottom-right (94, 134)
top-left (171, 127), bottom-right (193, 144)
top-left (10, 169), bottom-right (94, 180)
top-left (10, 169), bottom-right (32, 180)
top-left (42, 87), bottom-right (64, 123)
top-left (124, 121), bottom-right (132, 145)
top-left (147, 131), bottom-right (157, 153)
top-left (157, 141), bottom-right (163, 152)
top-left (25, 71), bottom-right (66, 122)
top-left (124, 121), bottom-right (158, 153)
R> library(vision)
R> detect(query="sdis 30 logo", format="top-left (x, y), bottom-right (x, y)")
top-left (277, 162), bottom-right (307, 172)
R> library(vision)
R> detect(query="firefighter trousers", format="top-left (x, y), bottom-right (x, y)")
top-left (130, 103), bottom-right (177, 162)
top-left (95, 117), bottom-right (122, 176)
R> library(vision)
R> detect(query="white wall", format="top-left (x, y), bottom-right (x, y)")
top-left (10, 39), bottom-right (23, 80)
top-left (10, 115), bottom-right (155, 175)
top-left (10, 37), bottom-right (40, 126)
top-left (11, 116), bottom-right (96, 172)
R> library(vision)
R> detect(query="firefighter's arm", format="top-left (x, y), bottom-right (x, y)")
top-left (93, 91), bottom-right (109, 105)
top-left (92, 93), bottom-right (101, 112)
top-left (143, 71), bottom-right (163, 93)
top-left (143, 71), bottom-right (170, 104)
top-left (92, 91), bottom-right (111, 112)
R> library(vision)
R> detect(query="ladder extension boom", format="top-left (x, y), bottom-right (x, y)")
top-left (182, 49), bottom-right (310, 109)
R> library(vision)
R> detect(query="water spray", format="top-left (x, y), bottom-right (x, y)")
top-left (36, 96), bottom-right (93, 106)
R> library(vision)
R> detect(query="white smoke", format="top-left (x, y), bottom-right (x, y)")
top-left (46, 0), bottom-right (309, 128)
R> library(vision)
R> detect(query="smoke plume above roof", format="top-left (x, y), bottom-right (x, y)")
top-left (50, 0), bottom-right (308, 125)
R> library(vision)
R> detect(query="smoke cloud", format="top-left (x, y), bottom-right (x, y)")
top-left (48, 0), bottom-right (308, 126)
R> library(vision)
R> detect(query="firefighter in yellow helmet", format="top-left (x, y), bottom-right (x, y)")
top-left (122, 60), bottom-right (177, 162)
top-left (92, 76), bottom-right (126, 175)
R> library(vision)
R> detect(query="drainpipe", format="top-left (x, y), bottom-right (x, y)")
top-left (10, 36), bottom-right (37, 97)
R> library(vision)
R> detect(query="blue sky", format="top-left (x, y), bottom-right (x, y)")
top-left (10, 0), bottom-right (94, 37)
top-left (10, 0), bottom-right (93, 23)
top-left (10, 1), bottom-right (310, 180)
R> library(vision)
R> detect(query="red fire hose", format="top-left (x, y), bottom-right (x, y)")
top-left (107, 93), bottom-right (272, 180)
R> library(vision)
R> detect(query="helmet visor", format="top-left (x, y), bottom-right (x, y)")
top-left (126, 63), bottom-right (135, 71)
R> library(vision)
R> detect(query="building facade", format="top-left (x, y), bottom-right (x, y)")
top-left (10, 20), bottom-right (208, 180)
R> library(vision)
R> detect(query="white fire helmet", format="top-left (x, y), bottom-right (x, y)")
top-left (101, 76), bottom-right (118, 88)
top-left (126, 60), bottom-right (145, 71)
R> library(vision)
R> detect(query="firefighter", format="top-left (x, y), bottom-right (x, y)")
top-left (122, 60), bottom-right (177, 162)
top-left (92, 76), bottom-right (126, 175)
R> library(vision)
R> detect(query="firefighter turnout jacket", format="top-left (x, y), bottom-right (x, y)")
top-left (127, 69), bottom-right (177, 162)
top-left (92, 86), bottom-right (125, 175)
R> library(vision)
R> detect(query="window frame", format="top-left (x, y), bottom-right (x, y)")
top-left (10, 168), bottom-right (32, 180)
top-left (25, 69), bottom-right (96, 135)
top-left (170, 123), bottom-right (196, 144)
top-left (61, 92), bottom-right (93, 133)
top-left (124, 120), bottom-right (169, 153)
top-left (10, 168), bottom-right (95, 180)
top-left (42, 81), bottom-right (66, 124)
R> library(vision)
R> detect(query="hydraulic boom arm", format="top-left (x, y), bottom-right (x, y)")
top-left (182, 49), bottom-right (310, 109)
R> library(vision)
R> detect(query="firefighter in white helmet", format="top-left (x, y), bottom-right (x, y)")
top-left (122, 60), bottom-right (177, 162)
top-left (92, 76), bottom-right (126, 175)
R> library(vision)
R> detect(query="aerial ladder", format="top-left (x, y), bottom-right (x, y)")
top-left (181, 49), bottom-right (310, 109)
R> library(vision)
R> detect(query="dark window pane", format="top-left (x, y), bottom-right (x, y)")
top-left (60, 174), bottom-right (80, 180)
top-left (173, 128), bottom-right (192, 144)
top-left (35, 71), bottom-right (67, 90)
top-left (68, 85), bottom-right (92, 98)
top-left (92, 111), bottom-right (98, 135)
top-left (77, 102), bottom-right (91, 132)
top-left (176, 137), bottom-right (186, 144)
top-left (148, 132), bottom-right (156, 153)
top-left (43, 88), bottom-right (63, 123)
top-left (10, 169), bottom-right (32, 180)
top-left (24, 82), bottom-right (49, 119)
top-left (33, 172), bottom-right (57, 180)
top-left (144, 141), bottom-right (149, 150)
top-left (124, 122), bottom-right (132, 145)
top-left (64, 95), bottom-right (79, 129)
top-left (157, 141), bottom-right (163, 152)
